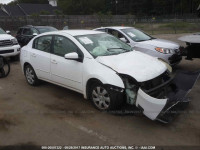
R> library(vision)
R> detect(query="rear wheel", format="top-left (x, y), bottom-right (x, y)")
top-left (89, 82), bottom-right (124, 111)
top-left (24, 65), bottom-right (40, 86)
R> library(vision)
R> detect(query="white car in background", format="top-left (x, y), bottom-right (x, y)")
top-left (20, 30), bottom-right (199, 123)
top-left (94, 27), bottom-right (182, 66)
top-left (0, 28), bottom-right (21, 60)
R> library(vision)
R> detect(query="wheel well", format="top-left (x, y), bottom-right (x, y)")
top-left (23, 62), bottom-right (31, 74)
top-left (86, 78), bottom-right (102, 99)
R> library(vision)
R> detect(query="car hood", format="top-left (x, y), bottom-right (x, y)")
top-left (0, 34), bottom-right (14, 40)
top-left (96, 51), bottom-right (167, 82)
top-left (136, 39), bottom-right (180, 49)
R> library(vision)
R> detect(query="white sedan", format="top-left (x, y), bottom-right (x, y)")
top-left (20, 30), bottom-right (199, 123)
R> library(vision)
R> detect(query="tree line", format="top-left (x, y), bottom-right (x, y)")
top-left (8, 0), bottom-right (200, 16)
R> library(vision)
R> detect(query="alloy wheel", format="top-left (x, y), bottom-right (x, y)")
top-left (92, 86), bottom-right (110, 110)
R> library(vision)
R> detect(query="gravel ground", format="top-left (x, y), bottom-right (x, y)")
top-left (0, 33), bottom-right (200, 149)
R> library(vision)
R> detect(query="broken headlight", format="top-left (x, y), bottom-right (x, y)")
top-left (118, 74), bottom-right (140, 105)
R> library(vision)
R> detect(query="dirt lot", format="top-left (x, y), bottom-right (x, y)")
top-left (0, 33), bottom-right (200, 148)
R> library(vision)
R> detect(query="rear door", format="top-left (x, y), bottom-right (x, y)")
top-left (30, 35), bottom-right (52, 80)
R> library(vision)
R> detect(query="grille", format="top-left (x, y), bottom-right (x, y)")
top-left (140, 71), bottom-right (170, 91)
top-left (0, 50), bottom-right (14, 54)
top-left (0, 40), bottom-right (13, 47)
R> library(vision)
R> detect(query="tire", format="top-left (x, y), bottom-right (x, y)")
top-left (0, 57), bottom-right (10, 78)
top-left (89, 82), bottom-right (124, 111)
top-left (24, 65), bottom-right (40, 86)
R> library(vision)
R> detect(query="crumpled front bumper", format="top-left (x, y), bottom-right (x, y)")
top-left (136, 70), bottom-right (200, 123)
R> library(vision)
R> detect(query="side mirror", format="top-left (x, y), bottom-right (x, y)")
top-left (6, 31), bottom-right (11, 34)
top-left (33, 33), bottom-right (38, 36)
top-left (120, 37), bottom-right (129, 43)
top-left (64, 52), bottom-right (83, 62)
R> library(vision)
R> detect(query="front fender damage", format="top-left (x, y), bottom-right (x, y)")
top-left (120, 70), bottom-right (200, 123)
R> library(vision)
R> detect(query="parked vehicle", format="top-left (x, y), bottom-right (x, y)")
top-left (20, 30), bottom-right (199, 123)
top-left (0, 27), bottom-right (21, 60)
top-left (94, 27), bottom-right (182, 66)
top-left (178, 33), bottom-right (200, 60)
top-left (16, 25), bottom-right (58, 47)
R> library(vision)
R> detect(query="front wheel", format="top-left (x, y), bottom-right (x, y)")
top-left (24, 65), bottom-right (40, 86)
top-left (90, 82), bottom-right (124, 111)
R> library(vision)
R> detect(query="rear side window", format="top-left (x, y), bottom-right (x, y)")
top-left (33, 35), bottom-right (52, 53)
top-left (53, 35), bottom-right (79, 57)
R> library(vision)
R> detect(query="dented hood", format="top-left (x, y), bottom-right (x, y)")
top-left (96, 51), bottom-right (167, 82)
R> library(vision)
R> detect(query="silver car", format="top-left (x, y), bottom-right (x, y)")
top-left (94, 26), bottom-right (182, 66)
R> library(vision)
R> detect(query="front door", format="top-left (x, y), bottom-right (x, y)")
top-left (50, 35), bottom-right (83, 92)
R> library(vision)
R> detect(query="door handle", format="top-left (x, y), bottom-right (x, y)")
top-left (51, 60), bottom-right (57, 64)
top-left (31, 53), bottom-right (36, 57)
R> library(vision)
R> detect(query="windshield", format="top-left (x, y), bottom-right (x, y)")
top-left (0, 28), bottom-right (6, 34)
top-left (121, 28), bottom-right (154, 42)
top-left (76, 33), bottom-right (133, 57)
top-left (37, 27), bottom-right (58, 33)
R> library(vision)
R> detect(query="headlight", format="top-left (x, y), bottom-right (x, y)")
top-left (11, 38), bottom-right (18, 45)
top-left (155, 47), bottom-right (172, 54)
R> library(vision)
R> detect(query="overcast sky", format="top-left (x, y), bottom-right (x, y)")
top-left (0, 0), bottom-right (14, 4)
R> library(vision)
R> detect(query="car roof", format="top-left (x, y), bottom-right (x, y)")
top-left (59, 30), bottom-right (103, 36)
top-left (21, 25), bottom-right (55, 28)
top-left (96, 26), bottom-right (133, 30)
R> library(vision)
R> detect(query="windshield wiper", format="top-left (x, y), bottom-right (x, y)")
top-left (107, 48), bottom-right (131, 52)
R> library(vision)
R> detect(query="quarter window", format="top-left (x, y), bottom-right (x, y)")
top-left (53, 36), bottom-right (79, 57)
top-left (33, 36), bottom-right (52, 52)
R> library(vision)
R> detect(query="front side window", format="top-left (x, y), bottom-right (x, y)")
top-left (121, 28), bottom-right (154, 42)
top-left (76, 33), bottom-right (132, 58)
top-left (0, 28), bottom-right (6, 34)
top-left (33, 36), bottom-right (52, 52)
top-left (53, 36), bottom-right (79, 57)
top-left (108, 29), bottom-right (125, 39)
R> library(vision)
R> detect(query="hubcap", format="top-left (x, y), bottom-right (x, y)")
top-left (92, 86), bottom-right (110, 110)
top-left (26, 67), bottom-right (35, 84)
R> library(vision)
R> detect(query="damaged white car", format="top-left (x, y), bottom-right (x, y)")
top-left (20, 30), bottom-right (200, 123)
